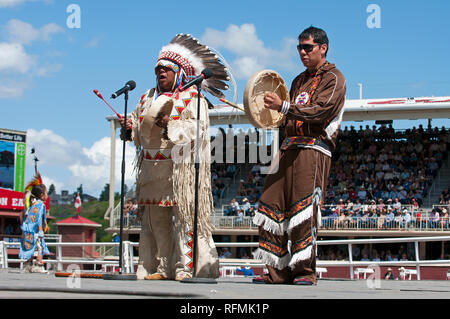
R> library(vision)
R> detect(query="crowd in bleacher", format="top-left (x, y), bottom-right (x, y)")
top-left (218, 124), bottom-right (450, 231)
top-left (326, 124), bottom-right (447, 206)
top-left (321, 124), bottom-right (449, 228)
top-left (318, 243), bottom-right (418, 261)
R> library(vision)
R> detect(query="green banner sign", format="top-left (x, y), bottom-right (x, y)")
top-left (15, 143), bottom-right (26, 192)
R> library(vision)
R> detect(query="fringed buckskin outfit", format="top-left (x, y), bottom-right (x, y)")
top-left (128, 34), bottom-right (232, 280)
top-left (253, 62), bottom-right (346, 284)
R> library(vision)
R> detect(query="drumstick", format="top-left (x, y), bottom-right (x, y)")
top-left (93, 89), bottom-right (123, 119)
top-left (219, 98), bottom-right (245, 112)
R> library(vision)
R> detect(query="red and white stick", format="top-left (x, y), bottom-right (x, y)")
top-left (93, 89), bottom-right (123, 119)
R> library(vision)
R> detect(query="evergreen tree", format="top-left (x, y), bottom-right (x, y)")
top-left (48, 184), bottom-right (56, 195)
top-left (99, 183), bottom-right (110, 202)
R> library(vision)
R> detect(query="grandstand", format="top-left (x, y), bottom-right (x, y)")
top-left (104, 95), bottom-right (450, 265)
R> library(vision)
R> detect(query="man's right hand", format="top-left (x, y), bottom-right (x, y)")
top-left (119, 117), bottom-right (133, 130)
top-left (119, 118), bottom-right (133, 141)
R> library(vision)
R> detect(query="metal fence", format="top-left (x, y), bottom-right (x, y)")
top-left (2, 236), bottom-right (449, 280)
top-left (111, 214), bottom-right (450, 231)
top-left (215, 236), bottom-right (450, 280)
top-left (3, 241), bottom-right (136, 274)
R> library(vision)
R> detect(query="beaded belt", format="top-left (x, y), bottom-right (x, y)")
top-left (142, 148), bottom-right (172, 161)
top-left (281, 136), bottom-right (331, 157)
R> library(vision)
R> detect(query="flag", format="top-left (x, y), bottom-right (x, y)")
top-left (75, 192), bottom-right (81, 214)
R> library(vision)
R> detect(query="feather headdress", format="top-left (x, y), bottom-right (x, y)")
top-left (24, 171), bottom-right (43, 212)
top-left (156, 33), bottom-right (236, 100)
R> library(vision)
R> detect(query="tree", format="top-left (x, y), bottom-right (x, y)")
top-left (48, 184), bottom-right (56, 195)
top-left (99, 183), bottom-right (110, 202)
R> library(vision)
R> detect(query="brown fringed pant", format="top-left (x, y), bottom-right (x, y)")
top-left (254, 148), bottom-right (331, 284)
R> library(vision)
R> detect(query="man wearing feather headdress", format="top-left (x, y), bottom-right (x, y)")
top-left (121, 34), bottom-right (231, 281)
top-left (19, 172), bottom-right (50, 273)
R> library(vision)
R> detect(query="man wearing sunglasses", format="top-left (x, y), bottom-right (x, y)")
top-left (253, 26), bottom-right (346, 285)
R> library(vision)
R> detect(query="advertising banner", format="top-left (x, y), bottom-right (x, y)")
top-left (0, 129), bottom-right (27, 192)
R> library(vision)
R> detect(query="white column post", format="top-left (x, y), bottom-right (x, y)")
top-left (109, 119), bottom-right (117, 227)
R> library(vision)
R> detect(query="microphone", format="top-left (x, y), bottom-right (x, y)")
top-left (111, 80), bottom-right (136, 99)
top-left (180, 68), bottom-right (213, 92)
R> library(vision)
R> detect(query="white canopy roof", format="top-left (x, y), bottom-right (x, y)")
top-left (106, 96), bottom-right (450, 125)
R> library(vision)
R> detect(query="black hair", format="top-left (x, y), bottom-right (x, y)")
top-left (298, 26), bottom-right (329, 57)
top-left (31, 184), bottom-right (47, 200)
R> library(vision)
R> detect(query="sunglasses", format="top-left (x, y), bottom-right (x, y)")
top-left (297, 43), bottom-right (320, 53)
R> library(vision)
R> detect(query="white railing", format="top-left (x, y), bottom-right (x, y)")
top-left (110, 214), bottom-right (450, 231)
top-left (215, 236), bottom-right (450, 280)
top-left (211, 216), bottom-right (255, 229)
top-left (3, 236), bottom-right (450, 280)
top-left (4, 241), bottom-right (137, 274)
top-left (321, 216), bottom-right (450, 231)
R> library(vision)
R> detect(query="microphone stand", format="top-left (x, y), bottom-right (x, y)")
top-left (181, 83), bottom-right (216, 284)
top-left (104, 90), bottom-right (137, 281)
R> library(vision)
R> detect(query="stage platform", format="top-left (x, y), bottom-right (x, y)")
top-left (0, 269), bottom-right (449, 299)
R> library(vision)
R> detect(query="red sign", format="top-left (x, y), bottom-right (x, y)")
top-left (0, 187), bottom-right (25, 210)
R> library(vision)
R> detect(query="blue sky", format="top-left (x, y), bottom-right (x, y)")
top-left (0, 0), bottom-right (449, 197)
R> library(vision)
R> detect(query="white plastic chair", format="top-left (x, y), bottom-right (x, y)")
top-left (354, 267), bottom-right (374, 279)
top-left (0, 241), bottom-right (8, 269)
top-left (220, 266), bottom-right (236, 277)
top-left (316, 267), bottom-right (328, 278)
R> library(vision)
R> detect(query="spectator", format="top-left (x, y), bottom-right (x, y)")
top-left (384, 209), bottom-right (395, 228)
top-left (411, 198), bottom-right (420, 210)
top-left (353, 199), bottom-right (362, 214)
top-left (428, 209), bottom-right (440, 228)
top-left (4, 223), bottom-right (13, 235)
top-left (376, 198), bottom-right (385, 212)
top-left (352, 245), bottom-right (361, 260)
top-left (392, 198), bottom-right (402, 211)
top-left (238, 180), bottom-right (247, 196)
top-left (440, 208), bottom-right (449, 229)
top-left (338, 211), bottom-right (347, 228)
top-left (216, 178), bottom-right (225, 191)
top-left (123, 198), bottom-right (133, 219)
top-left (361, 252), bottom-right (370, 261)
top-left (219, 247), bottom-right (232, 259)
top-left (229, 198), bottom-right (240, 216)
top-left (401, 209), bottom-right (411, 228)
top-left (113, 232), bottom-right (120, 255)
top-left (235, 210), bottom-right (244, 226)
top-left (348, 187), bottom-right (358, 201)
top-left (384, 268), bottom-right (396, 280)
top-left (226, 164), bottom-right (236, 178)
top-left (357, 185), bottom-right (367, 201)
top-left (394, 210), bottom-right (403, 227)
top-left (328, 208), bottom-right (338, 228)
top-left (251, 164), bottom-right (261, 175)
top-left (241, 198), bottom-right (251, 214)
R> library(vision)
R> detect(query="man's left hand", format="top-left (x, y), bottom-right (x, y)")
top-left (155, 112), bottom-right (170, 128)
top-left (263, 92), bottom-right (282, 111)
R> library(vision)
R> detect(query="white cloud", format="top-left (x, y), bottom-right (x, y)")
top-left (5, 19), bottom-right (64, 45)
top-left (68, 137), bottom-right (136, 195)
top-left (0, 42), bottom-right (36, 73)
top-left (201, 24), bottom-right (297, 79)
top-left (0, 19), bottom-right (64, 98)
top-left (26, 129), bottom-right (136, 197)
top-left (0, 82), bottom-right (26, 98)
top-left (85, 36), bottom-right (102, 48)
top-left (0, 0), bottom-right (25, 7)
top-left (0, 0), bottom-right (53, 7)
top-left (35, 63), bottom-right (62, 76)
